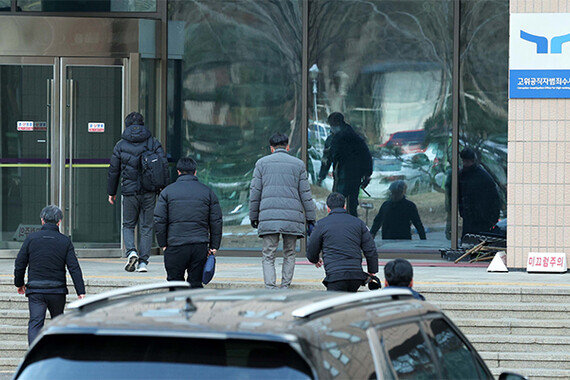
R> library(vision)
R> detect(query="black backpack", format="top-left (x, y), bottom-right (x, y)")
top-left (140, 138), bottom-right (166, 192)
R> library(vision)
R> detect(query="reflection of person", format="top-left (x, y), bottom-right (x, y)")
top-left (383, 258), bottom-right (425, 300)
top-left (107, 112), bottom-right (169, 273)
top-left (370, 180), bottom-right (426, 240)
top-left (458, 148), bottom-right (500, 237)
top-left (306, 192), bottom-right (378, 292)
top-left (317, 112), bottom-right (372, 217)
top-left (154, 158), bottom-right (222, 288)
top-left (14, 206), bottom-right (86, 345)
top-left (249, 133), bottom-right (316, 289)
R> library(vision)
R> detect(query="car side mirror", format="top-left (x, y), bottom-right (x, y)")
top-left (499, 372), bottom-right (528, 380)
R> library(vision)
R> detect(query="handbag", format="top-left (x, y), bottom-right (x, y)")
top-left (202, 254), bottom-right (216, 285)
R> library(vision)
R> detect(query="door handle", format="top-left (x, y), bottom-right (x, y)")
top-left (68, 79), bottom-right (75, 233)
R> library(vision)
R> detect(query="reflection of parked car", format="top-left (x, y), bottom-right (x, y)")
top-left (13, 284), bottom-right (525, 380)
top-left (366, 153), bottom-right (433, 198)
top-left (380, 129), bottom-right (426, 154)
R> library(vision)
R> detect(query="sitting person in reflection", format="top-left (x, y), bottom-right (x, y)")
top-left (370, 180), bottom-right (426, 240)
top-left (383, 258), bottom-right (425, 300)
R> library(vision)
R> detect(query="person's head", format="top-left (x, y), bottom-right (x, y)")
top-left (326, 192), bottom-right (346, 212)
top-left (459, 147), bottom-right (476, 168)
top-left (125, 112), bottom-right (144, 127)
top-left (327, 112), bottom-right (345, 133)
top-left (176, 157), bottom-right (197, 176)
top-left (389, 180), bottom-right (407, 201)
top-left (40, 205), bottom-right (63, 226)
top-left (384, 258), bottom-right (414, 288)
top-left (269, 133), bottom-right (289, 152)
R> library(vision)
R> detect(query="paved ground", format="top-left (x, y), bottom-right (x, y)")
top-left (1, 255), bottom-right (567, 290)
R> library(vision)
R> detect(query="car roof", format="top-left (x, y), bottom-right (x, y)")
top-left (46, 288), bottom-right (440, 345)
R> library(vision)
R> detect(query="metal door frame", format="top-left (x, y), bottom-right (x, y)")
top-left (60, 57), bottom-right (127, 250)
top-left (0, 56), bottom-right (58, 253)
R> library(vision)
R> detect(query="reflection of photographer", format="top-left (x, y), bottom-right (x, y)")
top-left (317, 113), bottom-right (372, 217)
top-left (458, 148), bottom-right (500, 237)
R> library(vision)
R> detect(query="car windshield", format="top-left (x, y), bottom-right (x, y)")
top-left (16, 334), bottom-right (313, 380)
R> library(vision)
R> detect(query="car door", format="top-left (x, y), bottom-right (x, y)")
top-left (375, 321), bottom-right (440, 379)
top-left (421, 317), bottom-right (494, 380)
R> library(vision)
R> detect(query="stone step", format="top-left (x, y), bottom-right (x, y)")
top-left (0, 310), bottom-right (33, 326)
top-left (0, 341), bottom-right (28, 355)
top-left (433, 301), bottom-right (570, 319)
top-left (490, 367), bottom-right (570, 380)
top-left (469, 334), bottom-right (570, 353)
top-left (453, 318), bottom-right (569, 336)
top-left (480, 352), bottom-right (570, 370)
top-left (0, 325), bottom-right (27, 342)
top-left (416, 285), bottom-right (570, 304)
top-left (0, 358), bottom-right (20, 376)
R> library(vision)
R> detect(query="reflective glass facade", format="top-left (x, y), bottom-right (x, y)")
top-left (17, 0), bottom-right (156, 12)
top-left (168, 0), bottom-right (302, 249)
top-left (168, 0), bottom-right (508, 250)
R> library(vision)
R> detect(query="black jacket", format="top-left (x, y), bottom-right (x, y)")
top-left (154, 174), bottom-right (223, 249)
top-left (318, 123), bottom-right (373, 184)
top-left (458, 164), bottom-right (500, 225)
top-left (307, 208), bottom-right (378, 283)
top-left (370, 196), bottom-right (426, 240)
top-left (107, 124), bottom-right (169, 196)
top-left (14, 223), bottom-right (85, 295)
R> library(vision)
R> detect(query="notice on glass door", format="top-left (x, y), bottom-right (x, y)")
top-left (17, 121), bottom-right (34, 131)
top-left (88, 122), bottom-right (105, 133)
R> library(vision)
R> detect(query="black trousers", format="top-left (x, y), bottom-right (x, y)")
top-left (164, 243), bottom-right (208, 288)
top-left (325, 279), bottom-right (363, 292)
top-left (334, 180), bottom-right (360, 217)
top-left (27, 293), bottom-right (66, 345)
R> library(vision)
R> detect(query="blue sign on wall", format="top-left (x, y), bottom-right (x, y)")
top-left (510, 14), bottom-right (570, 99)
top-left (510, 69), bottom-right (570, 98)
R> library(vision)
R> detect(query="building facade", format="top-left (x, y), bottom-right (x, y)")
top-left (0, 0), bottom-right (558, 270)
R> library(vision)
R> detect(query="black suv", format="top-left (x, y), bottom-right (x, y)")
top-left (13, 283), bottom-right (525, 380)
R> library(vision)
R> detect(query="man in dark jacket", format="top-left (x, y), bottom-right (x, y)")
top-left (307, 192), bottom-right (378, 292)
top-left (107, 112), bottom-right (169, 273)
top-left (154, 157), bottom-right (222, 288)
top-left (383, 258), bottom-right (424, 300)
top-left (14, 206), bottom-right (85, 345)
top-left (317, 113), bottom-right (373, 217)
top-left (458, 148), bottom-right (500, 238)
top-left (370, 180), bottom-right (426, 240)
top-left (249, 133), bottom-right (316, 289)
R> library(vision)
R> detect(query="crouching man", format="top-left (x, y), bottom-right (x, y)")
top-left (14, 205), bottom-right (85, 345)
top-left (306, 192), bottom-right (378, 292)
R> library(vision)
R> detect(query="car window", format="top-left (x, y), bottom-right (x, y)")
top-left (16, 335), bottom-right (312, 380)
top-left (424, 318), bottom-right (491, 380)
top-left (380, 322), bottom-right (438, 379)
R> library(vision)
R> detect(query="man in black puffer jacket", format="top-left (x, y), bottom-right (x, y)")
top-left (154, 157), bottom-right (223, 288)
top-left (458, 148), bottom-right (500, 238)
top-left (107, 112), bottom-right (169, 273)
top-left (14, 206), bottom-right (85, 345)
top-left (307, 192), bottom-right (378, 292)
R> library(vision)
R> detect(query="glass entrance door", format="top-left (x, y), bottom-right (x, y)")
top-left (62, 58), bottom-right (125, 248)
top-left (0, 58), bottom-right (54, 250)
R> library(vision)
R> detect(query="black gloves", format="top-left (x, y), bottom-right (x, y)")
top-left (251, 220), bottom-right (259, 228)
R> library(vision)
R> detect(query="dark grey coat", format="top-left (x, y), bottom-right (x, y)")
top-left (249, 149), bottom-right (316, 237)
top-left (306, 208), bottom-right (378, 283)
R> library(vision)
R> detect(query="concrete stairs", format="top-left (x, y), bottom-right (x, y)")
top-left (418, 285), bottom-right (570, 380)
top-left (0, 281), bottom-right (568, 379)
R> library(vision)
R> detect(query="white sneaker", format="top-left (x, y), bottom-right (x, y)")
top-left (136, 262), bottom-right (148, 272)
top-left (124, 250), bottom-right (139, 272)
